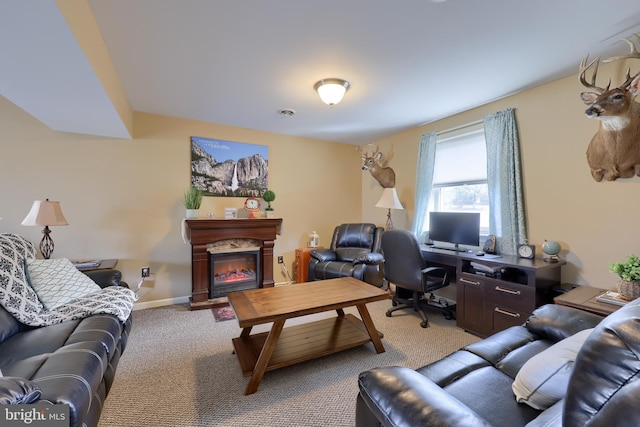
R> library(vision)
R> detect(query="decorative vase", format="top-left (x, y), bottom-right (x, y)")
top-left (186, 209), bottom-right (199, 219)
top-left (617, 280), bottom-right (640, 300)
top-left (265, 210), bottom-right (275, 218)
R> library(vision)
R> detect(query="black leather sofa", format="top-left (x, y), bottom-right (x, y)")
top-left (356, 299), bottom-right (640, 426)
top-left (308, 223), bottom-right (385, 287)
top-left (0, 269), bottom-right (132, 427)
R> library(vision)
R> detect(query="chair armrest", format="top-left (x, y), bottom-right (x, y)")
top-left (0, 377), bottom-right (42, 404)
top-left (84, 269), bottom-right (129, 289)
top-left (525, 303), bottom-right (603, 342)
top-left (358, 367), bottom-right (491, 427)
top-left (422, 266), bottom-right (447, 275)
top-left (353, 252), bottom-right (384, 265)
top-left (421, 266), bottom-right (449, 286)
top-left (310, 249), bottom-right (337, 262)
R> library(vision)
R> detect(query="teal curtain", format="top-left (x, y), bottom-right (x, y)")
top-left (484, 108), bottom-right (526, 255)
top-left (411, 132), bottom-right (437, 237)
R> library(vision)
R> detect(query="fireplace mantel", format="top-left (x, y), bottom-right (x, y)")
top-left (185, 218), bottom-right (283, 310)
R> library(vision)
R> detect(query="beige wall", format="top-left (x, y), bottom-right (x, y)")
top-left (362, 63), bottom-right (640, 289)
top-left (0, 97), bottom-right (363, 308)
top-left (4, 61), bottom-right (638, 307)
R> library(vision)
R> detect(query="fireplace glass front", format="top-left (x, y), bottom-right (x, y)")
top-left (209, 249), bottom-right (261, 298)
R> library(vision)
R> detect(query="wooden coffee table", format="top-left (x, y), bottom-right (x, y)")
top-left (227, 277), bottom-right (388, 395)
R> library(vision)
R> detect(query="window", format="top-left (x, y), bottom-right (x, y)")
top-left (424, 124), bottom-right (490, 238)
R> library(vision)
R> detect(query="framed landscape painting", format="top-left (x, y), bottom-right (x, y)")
top-left (190, 136), bottom-right (268, 197)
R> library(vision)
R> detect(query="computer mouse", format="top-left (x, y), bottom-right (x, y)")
top-left (475, 251), bottom-right (485, 256)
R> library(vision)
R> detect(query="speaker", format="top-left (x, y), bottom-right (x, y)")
top-left (422, 231), bottom-right (433, 246)
top-left (482, 235), bottom-right (496, 254)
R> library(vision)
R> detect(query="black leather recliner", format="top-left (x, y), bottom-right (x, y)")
top-left (308, 223), bottom-right (385, 287)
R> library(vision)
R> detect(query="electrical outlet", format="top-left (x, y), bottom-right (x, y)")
top-left (141, 267), bottom-right (150, 278)
top-left (277, 256), bottom-right (284, 264)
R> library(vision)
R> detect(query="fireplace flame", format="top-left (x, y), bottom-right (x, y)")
top-left (214, 268), bottom-right (256, 283)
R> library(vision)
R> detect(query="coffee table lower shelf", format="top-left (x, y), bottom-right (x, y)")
top-left (232, 313), bottom-right (383, 376)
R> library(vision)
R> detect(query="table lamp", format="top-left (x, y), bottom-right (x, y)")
top-left (375, 188), bottom-right (403, 229)
top-left (21, 199), bottom-right (68, 259)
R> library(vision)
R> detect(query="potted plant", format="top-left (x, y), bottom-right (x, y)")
top-left (262, 189), bottom-right (276, 217)
top-left (184, 186), bottom-right (203, 219)
top-left (609, 254), bottom-right (640, 300)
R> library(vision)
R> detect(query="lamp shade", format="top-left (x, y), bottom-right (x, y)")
top-left (375, 188), bottom-right (403, 210)
top-left (314, 78), bottom-right (350, 106)
top-left (21, 199), bottom-right (68, 226)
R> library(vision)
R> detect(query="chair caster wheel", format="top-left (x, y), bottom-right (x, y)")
top-left (420, 320), bottom-right (429, 328)
top-left (386, 311), bottom-right (392, 317)
top-left (391, 300), bottom-right (398, 307)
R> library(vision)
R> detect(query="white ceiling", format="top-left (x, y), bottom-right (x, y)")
top-left (2, 0), bottom-right (640, 145)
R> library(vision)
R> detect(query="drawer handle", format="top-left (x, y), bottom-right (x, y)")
top-left (460, 277), bottom-right (481, 286)
top-left (495, 286), bottom-right (521, 295)
top-left (494, 307), bottom-right (520, 318)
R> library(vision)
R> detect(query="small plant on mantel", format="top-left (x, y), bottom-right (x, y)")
top-left (262, 189), bottom-right (276, 211)
top-left (184, 186), bottom-right (203, 209)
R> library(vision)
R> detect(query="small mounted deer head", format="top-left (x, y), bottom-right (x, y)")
top-left (579, 33), bottom-right (640, 182)
top-left (356, 144), bottom-right (396, 188)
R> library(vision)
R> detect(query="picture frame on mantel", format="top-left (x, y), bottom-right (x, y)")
top-left (190, 136), bottom-right (269, 197)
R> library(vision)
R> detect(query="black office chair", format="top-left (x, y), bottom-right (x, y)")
top-left (381, 229), bottom-right (455, 328)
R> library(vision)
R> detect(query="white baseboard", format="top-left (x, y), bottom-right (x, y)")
top-left (133, 295), bottom-right (190, 311)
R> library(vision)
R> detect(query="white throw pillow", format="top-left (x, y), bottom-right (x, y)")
top-left (25, 258), bottom-right (102, 311)
top-left (512, 328), bottom-right (593, 410)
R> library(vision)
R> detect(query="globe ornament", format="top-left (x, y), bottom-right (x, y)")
top-left (542, 240), bottom-right (561, 262)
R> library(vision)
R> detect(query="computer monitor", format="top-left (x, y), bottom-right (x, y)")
top-left (429, 212), bottom-right (480, 251)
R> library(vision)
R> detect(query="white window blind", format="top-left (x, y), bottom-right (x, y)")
top-left (433, 128), bottom-right (486, 185)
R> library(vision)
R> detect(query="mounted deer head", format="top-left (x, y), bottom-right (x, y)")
top-left (356, 144), bottom-right (396, 188)
top-left (579, 33), bottom-right (640, 182)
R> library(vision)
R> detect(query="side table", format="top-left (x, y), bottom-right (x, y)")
top-left (554, 285), bottom-right (620, 317)
top-left (73, 259), bottom-right (118, 272)
top-left (294, 247), bottom-right (322, 283)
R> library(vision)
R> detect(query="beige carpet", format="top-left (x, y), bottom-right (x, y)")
top-left (98, 298), bottom-right (479, 427)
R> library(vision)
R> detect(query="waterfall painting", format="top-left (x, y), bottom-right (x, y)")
top-left (190, 136), bottom-right (268, 197)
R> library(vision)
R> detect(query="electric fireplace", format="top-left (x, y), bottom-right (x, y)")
top-left (185, 218), bottom-right (283, 310)
top-left (209, 248), bottom-right (261, 298)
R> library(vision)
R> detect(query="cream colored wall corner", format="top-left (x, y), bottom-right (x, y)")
top-left (362, 63), bottom-right (640, 289)
top-left (0, 99), bottom-right (362, 306)
top-left (56, 0), bottom-right (133, 136)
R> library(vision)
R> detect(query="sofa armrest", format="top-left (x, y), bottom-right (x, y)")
top-left (525, 303), bottom-right (603, 342)
top-left (353, 252), bottom-right (384, 265)
top-left (310, 249), bottom-right (337, 262)
top-left (0, 377), bottom-right (42, 404)
top-left (84, 269), bottom-right (129, 289)
top-left (358, 367), bottom-right (491, 427)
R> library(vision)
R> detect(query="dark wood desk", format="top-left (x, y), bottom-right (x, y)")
top-left (421, 246), bottom-right (564, 337)
top-left (554, 285), bottom-right (620, 316)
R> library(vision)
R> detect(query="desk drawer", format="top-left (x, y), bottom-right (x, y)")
top-left (485, 280), bottom-right (535, 312)
top-left (485, 302), bottom-right (531, 332)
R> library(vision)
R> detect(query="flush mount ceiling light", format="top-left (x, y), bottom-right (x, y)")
top-left (313, 78), bottom-right (350, 106)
